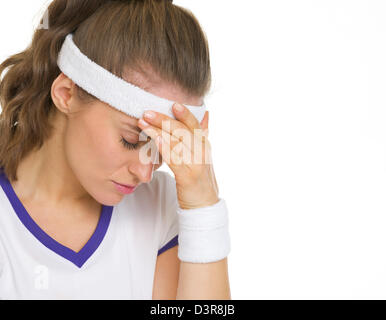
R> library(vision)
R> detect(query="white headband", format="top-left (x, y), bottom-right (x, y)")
top-left (57, 33), bottom-right (207, 123)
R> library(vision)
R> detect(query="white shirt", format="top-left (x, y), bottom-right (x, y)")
top-left (0, 168), bottom-right (179, 299)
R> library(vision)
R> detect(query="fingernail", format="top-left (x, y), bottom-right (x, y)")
top-left (138, 119), bottom-right (149, 127)
top-left (144, 111), bottom-right (156, 119)
top-left (174, 103), bottom-right (184, 113)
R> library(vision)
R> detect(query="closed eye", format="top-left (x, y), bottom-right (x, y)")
top-left (120, 137), bottom-right (140, 150)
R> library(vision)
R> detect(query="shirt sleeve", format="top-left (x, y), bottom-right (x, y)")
top-left (157, 171), bottom-right (179, 256)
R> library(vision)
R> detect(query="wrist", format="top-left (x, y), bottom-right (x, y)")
top-left (176, 198), bottom-right (231, 263)
top-left (177, 195), bottom-right (219, 210)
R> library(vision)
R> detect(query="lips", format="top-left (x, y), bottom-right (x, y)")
top-left (113, 181), bottom-right (137, 188)
top-left (112, 181), bottom-right (138, 195)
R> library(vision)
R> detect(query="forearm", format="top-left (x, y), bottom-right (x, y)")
top-left (176, 257), bottom-right (231, 300)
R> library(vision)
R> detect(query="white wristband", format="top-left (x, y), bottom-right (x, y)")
top-left (177, 198), bottom-right (231, 263)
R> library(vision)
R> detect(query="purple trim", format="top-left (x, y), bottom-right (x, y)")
top-left (158, 234), bottom-right (179, 256)
top-left (0, 167), bottom-right (113, 268)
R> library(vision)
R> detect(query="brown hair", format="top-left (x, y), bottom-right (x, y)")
top-left (0, 0), bottom-right (211, 182)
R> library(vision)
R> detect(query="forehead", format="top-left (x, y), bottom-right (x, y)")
top-left (105, 64), bottom-right (204, 128)
top-left (123, 65), bottom-right (204, 106)
top-left (116, 109), bottom-right (141, 132)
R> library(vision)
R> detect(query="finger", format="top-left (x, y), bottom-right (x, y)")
top-left (153, 153), bottom-right (163, 170)
top-left (139, 112), bottom-right (200, 151)
top-left (138, 119), bottom-right (163, 142)
top-left (142, 110), bottom-right (189, 141)
top-left (138, 119), bottom-right (193, 166)
top-left (157, 133), bottom-right (197, 169)
top-left (172, 102), bottom-right (201, 131)
top-left (139, 113), bottom-right (211, 168)
top-left (200, 111), bottom-right (209, 131)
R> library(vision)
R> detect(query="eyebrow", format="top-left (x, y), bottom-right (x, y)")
top-left (121, 121), bottom-right (151, 142)
top-left (121, 120), bottom-right (141, 134)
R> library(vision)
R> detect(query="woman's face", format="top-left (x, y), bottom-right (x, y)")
top-left (53, 69), bottom-right (203, 206)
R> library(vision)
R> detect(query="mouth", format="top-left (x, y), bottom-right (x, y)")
top-left (112, 181), bottom-right (138, 194)
top-left (113, 181), bottom-right (137, 188)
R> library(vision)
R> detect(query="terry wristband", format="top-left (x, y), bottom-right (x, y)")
top-left (177, 198), bottom-right (231, 263)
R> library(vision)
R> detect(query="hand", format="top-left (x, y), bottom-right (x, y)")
top-left (137, 103), bottom-right (219, 209)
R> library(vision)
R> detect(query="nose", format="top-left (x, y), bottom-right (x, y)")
top-left (128, 160), bottom-right (155, 184)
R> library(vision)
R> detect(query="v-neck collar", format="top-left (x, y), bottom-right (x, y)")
top-left (0, 168), bottom-right (113, 268)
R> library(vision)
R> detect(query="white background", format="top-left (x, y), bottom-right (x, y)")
top-left (1, 0), bottom-right (386, 299)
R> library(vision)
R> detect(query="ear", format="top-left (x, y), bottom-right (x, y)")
top-left (50, 73), bottom-right (76, 115)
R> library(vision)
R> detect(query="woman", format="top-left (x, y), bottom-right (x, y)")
top-left (0, 0), bottom-right (231, 299)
